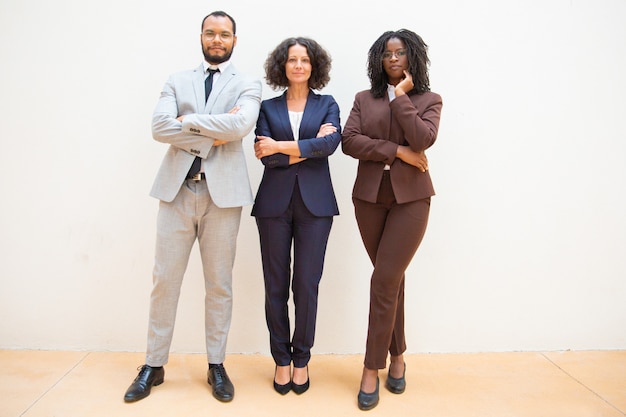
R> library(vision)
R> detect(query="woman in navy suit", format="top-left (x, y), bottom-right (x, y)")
top-left (252, 37), bottom-right (341, 395)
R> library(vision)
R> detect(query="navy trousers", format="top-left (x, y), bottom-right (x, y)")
top-left (256, 181), bottom-right (333, 368)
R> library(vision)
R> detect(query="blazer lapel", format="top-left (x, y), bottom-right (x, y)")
top-left (193, 64), bottom-right (206, 112)
top-left (299, 90), bottom-right (320, 140)
top-left (382, 93), bottom-right (401, 144)
top-left (205, 65), bottom-right (237, 111)
top-left (275, 92), bottom-right (295, 141)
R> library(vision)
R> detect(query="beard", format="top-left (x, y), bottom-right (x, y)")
top-left (203, 46), bottom-right (234, 64)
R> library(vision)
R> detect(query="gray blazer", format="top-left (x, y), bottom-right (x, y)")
top-left (150, 63), bottom-right (262, 207)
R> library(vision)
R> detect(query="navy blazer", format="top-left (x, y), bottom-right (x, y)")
top-left (252, 90), bottom-right (341, 218)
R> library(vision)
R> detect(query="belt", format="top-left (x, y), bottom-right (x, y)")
top-left (187, 172), bottom-right (206, 182)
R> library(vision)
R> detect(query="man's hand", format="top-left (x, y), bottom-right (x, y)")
top-left (178, 106), bottom-right (241, 146)
top-left (213, 105), bottom-right (240, 146)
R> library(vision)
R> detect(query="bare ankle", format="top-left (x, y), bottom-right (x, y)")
top-left (360, 367), bottom-right (378, 392)
top-left (389, 356), bottom-right (405, 378)
top-left (292, 366), bottom-right (308, 385)
top-left (274, 365), bottom-right (290, 384)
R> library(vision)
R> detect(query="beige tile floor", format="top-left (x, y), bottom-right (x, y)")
top-left (1, 350), bottom-right (624, 417)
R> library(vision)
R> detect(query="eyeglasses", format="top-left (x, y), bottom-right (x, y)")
top-left (203, 31), bottom-right (233, 41)
top-left (382, 49), bottom-right (407, 60)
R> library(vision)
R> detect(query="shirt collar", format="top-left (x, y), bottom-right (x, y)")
top-left (203, 60), bottom-right (231, 73)
top-left (387, 84), bottom-right (397, 101)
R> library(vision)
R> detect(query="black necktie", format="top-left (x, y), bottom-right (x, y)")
top-left (205, 68), bottom-right (219, 102)
top-left (188, 68), bottom-right (220, 179)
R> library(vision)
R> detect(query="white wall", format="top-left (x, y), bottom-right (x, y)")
top-left (1, 0), bottom-right (625, 355)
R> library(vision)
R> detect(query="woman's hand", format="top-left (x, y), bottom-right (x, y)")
top-left (254, 136), bottom-right (278, 159)
top-left (394, 70), bottom-right (414, 97)
top-left (316, 123), bottom-right (337, 138)
top-left (396, 145), bottom-right (428, 172)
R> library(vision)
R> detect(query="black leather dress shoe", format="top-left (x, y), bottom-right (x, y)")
top-left (357, 377), bottom-right (379, 411)
top-left (207, 364), bottom-right (235, 402)
top-left (124, 365), bottom-right (164, 402)
top-left (291, 366), bottom-right (309, 395)
top-left (385, 362), bottom-right (406, 394)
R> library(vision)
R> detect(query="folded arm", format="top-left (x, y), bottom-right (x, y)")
top-left (152, 76), bottom-right (262, 158)
top-left (256, 98), bottom-right (341, 167)
top-left (342, 95), bottom-right (398, 165)
top-left (342, 93), bottom-right (440, 171)
top-left (390, 92), bottom-right (442, 152)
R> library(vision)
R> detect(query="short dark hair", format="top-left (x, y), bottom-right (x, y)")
top-left (201, 11), bottom-right (236, 34)
top-left (367, 29), bottom-right (431, 98)
top-left (264, 37), bottom-right (332, 91)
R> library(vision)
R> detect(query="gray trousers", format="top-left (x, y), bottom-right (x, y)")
top-left (146, 179), bottom-right (242, 366)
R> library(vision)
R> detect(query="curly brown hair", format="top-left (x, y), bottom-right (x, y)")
top-left (367, 29), bottom-right (431, 98)
top-left (264, 37), bottom-right (332, 90)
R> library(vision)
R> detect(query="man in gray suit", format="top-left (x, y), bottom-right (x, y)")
top-left (124, 11), bottom-right (262, 403)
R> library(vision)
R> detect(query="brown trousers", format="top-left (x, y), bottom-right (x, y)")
top-left (353, 171), bottom-right (430, 370)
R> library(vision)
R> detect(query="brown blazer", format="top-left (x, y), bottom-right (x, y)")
top-left (342, 89), bottom-right (443, 204)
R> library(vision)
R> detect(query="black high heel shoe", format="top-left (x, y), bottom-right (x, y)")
top-left (358, 377), bottom-right (379, 410)
top-left (291, 366), bottom-right (309, 395)
top-left (273, 366), bottom-right (291, 395)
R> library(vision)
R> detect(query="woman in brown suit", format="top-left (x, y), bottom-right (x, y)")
top-left (341, 29), bottom-right (442, 411)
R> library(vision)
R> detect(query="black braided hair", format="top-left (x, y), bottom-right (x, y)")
top-left (367, 29), bottom-right (430, 98)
